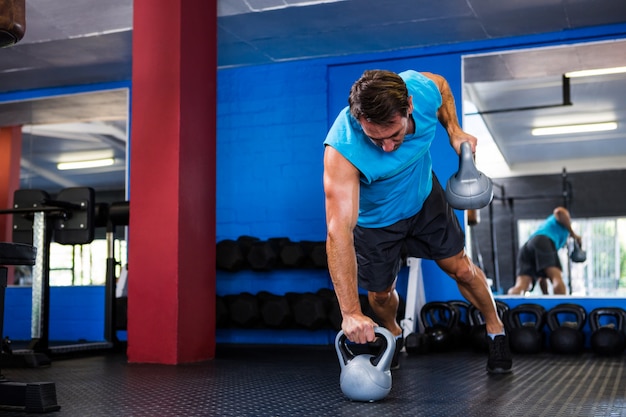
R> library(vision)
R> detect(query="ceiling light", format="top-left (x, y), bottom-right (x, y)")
top-left (531, 122), bottom-right (617, 136)
top-left (565, 66), bottom-right (626, 78)
top-left (57, 158), bottom-right (115, 170)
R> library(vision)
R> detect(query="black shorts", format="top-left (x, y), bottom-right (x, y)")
top-left (516, 234), bottom-right (562, 285)
top-left (353, 174), bottom-right (465, 292)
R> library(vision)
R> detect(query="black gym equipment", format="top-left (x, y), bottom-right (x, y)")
top-left (504, 303), bottom-right (546, 354)
top-left (308, 242), bottom-right (328, 269)
top-left (104, 201), bottom-right (130, 347)
top-left (247, 240), bottom-right (282, 271)
top-left (546, 303), bottom-right (586, 354)
top-left (287, 292), bottom-right (329, 330)
top-left (0, 242), bottom-right (61, 413)
top-left (0, 188), bottom-right (110, 365)
top-left (445, 142), bottom-right (494, 210)
top-left (404, 331), bottom-right (430, 355)
top-left (589, 307), bottom-right (626, 356)
top-left (316, 288), bottom-right (342, 331)
top-left (215, 296), bottom-right (230, 328)
top-left (279, 241), bottom-right (309, 268)
top-left (468, 300), bottom-right (509, 352)
top-left (224, 293), bottom-right (261, 328)
top-left (420, 301), bottom-right (459, 352)
top-left (216, 239), bottom-right (246, 271)
top-left (216, 238), bottom-right (328, 271)
top-left (447, 300), bottom-right (472, 349)
top-left (257, 291), bottom-right (292, 329)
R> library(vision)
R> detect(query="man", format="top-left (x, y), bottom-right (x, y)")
top-left (508, 206), bottom-right (582, 295)
top-left (323, 69), bottom-right (512, 374)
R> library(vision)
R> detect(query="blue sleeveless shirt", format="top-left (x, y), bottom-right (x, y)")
top-left (530, 214), bottom-right (569, 249)
top-left (324, 70), bottom-right (442, 228)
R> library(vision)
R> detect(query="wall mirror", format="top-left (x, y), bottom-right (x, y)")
top-left (0, 88), bottom-right (129, 286)
top-left (462, 39), bottom-right (626, 297)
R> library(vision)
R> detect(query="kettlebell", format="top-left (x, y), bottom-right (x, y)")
top-left (589, 307), bottom-right (626, 356)
top-left (546, 303), bottom-right (586, 354)
top-left (570, 240), bottom-right (587, 263)
top-left (335, 326), bottom-right (396, 402)
top-left (448, 300), bottom-right (472, 349)
top-left (504, 303), bottom-right (546, 354)
top-left (445, 142), bottom-right (494, 210)
top-left (420, 301), bottom-right (459, 352)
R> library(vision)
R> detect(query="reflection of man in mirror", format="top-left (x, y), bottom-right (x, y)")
top-left (508, 207), bottom-right (582, 295)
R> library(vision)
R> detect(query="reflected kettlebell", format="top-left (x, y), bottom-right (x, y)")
top-left (570, 240), bottom-right (587, 263)
top-left (445, 142), bottom-right (493, 210)
top-left (335, 326), bottom-right (395, 402)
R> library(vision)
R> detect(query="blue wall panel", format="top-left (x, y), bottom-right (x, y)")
top-left (4, 286), bottom-right (105, 342)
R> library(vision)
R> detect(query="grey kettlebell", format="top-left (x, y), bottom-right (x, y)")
top-left (335, 326), bottom-right (396, 402)
top-left (445, 142), bottom-right (493, 210)
top-left (570, 240), bottom-right (587, 263)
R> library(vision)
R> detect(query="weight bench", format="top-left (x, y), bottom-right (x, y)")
top-left (0, 242), bottom-right (60, 413)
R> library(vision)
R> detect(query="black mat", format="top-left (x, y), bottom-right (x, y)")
top-left (1, 344), bottom-right (625, 416)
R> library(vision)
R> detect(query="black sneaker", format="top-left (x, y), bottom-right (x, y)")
top-left (486, 334), bottom-right (513, 374)
top-left (391, 336), bottom-right (403, 370)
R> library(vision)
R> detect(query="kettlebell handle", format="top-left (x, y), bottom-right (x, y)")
top-left (335, 326), bottom-right (396, 371)
top-left (458, 142), bottom-right (478, 181)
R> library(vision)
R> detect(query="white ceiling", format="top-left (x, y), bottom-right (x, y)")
top-left (0, 0), bottom-right (625, 190)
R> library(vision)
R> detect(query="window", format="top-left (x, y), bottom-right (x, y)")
top-left (14, 238), bottom-right (127, 286)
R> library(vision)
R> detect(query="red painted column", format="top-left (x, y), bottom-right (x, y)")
top-left (0, 126), bottom-right (22, 243)
top-left (128, 0), bottom-right (216, 364)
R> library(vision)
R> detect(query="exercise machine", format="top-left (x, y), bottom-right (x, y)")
top-left (0, 187), bottom-right (112, 365)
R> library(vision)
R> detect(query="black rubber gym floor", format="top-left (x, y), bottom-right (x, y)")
top-left (1, 344), bottom-right (625, 416)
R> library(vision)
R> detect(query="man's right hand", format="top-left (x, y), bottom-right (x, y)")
top-left (341, 313), bottom-right (378, 344)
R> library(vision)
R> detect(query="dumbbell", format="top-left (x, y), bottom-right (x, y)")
top-left (286, 292), bottom-right (329, 329)
top-left (257, 291), bottom-right (293, 328)
top-left (246, 237), bottom-right (293, 271)
top-left (308, 241), bottom-right (328, 269)
top-left (280, 241), bottom-right (309, 268)
top-left (317, 288), bottom-right (342, 331)
top-left (216, 239), bottom-right (246, 271)
top-left (215, 295), bottom-right (230, 328)
top-left (224, 292), bottom-right (261, 328)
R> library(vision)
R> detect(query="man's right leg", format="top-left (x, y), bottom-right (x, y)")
top-left (545, 266), bottom-right (566, 294)
top-left (437, 250), bottom-right (512, 374)
top-left (367, 284), bottom-right (404, 369)
top-left (507, 275), bottom-right (533, 295)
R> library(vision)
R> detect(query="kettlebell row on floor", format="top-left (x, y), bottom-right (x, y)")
top-left (405, 300), bottom-right (626, 357)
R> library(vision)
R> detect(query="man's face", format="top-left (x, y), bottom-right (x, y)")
top-left (360, 113), bottom-right (410, 153)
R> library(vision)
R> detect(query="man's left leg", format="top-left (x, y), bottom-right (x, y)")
top-left (437, 250), bottom-right (512, 374)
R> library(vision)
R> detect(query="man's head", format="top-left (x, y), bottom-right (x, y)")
top-left (349, 70), bottom-right (410, 125)
top-left (349, 70), bottom-right (414, 152)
